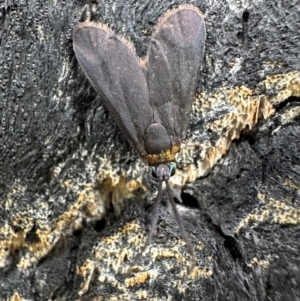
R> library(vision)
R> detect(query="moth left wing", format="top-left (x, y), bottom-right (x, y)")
top-left (73, 22), bottom-right (154, 156)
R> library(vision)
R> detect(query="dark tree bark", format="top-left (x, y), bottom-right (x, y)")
top-left (0, 0), bottom-right (299, 300)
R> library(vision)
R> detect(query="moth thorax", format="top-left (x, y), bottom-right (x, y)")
top-left (144, 123), bottom-right (171, 155)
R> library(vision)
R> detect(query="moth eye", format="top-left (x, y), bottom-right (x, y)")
top-left (169, 163), bottom-right (176, 177)
top-left (151, 167), bottom-right (158, 178)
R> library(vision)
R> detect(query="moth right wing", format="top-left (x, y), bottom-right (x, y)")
top-left (73, 22), bottom-right (153, 155)
top-left (147, 6), bottom-right (206, 142)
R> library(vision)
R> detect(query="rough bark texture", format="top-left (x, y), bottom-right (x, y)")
top-left (0, 0), bottom-right (299, 300)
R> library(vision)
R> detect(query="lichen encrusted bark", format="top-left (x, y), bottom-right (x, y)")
top-left (0, 0), bottom-right (299, 300)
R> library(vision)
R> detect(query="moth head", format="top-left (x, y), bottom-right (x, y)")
top-left (151, 162), bottom-right (176, 180)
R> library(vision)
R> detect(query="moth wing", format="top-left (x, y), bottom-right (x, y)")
top-left (73, 22), bottom-right (153, 155)
top-left (147, 6), bottom-right (206, 141)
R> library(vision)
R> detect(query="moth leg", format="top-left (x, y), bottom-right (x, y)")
top-left (126, 180), bottom-right (163, 274)
top-left (166, 180), bottom-right (196, 273)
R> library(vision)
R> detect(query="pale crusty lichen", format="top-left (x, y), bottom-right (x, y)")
top-left (170, 71), bottom-right (300, 187)
top-left (236, 192), bottom-right (300, 233)
top-left (0, 292), bottom-right (24, 301)
top-left (0, 151), bottom-right (145, 270)
top-left (1, 66), bottom-right (299, 298)
top-left (76, 220), bottom-right (212, 298)
top-left (247, 257), bottom-right (270, 268)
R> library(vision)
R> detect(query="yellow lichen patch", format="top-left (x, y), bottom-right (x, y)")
top-left (207, 87), bottom-right (274, 133)
top-left (171, 134), bottom-right (235, 186)
top-left (263, 61), bottom-right (286, 70)
top-left (17, 182), bottom-right (107, 268)
top-left (9, 293), bottom-right (23, 301)
top-left (173, 280), bottom-right (187, 294)
top-left (190, 266), bottom-right (213, 279)
top-left (77, 259), bottom-right (96, 296)
top-left (181, 90), bottom-right (273, 185)
top-left (50, 161), bottom-right (66, 180)
top-left (284, 179), bottom-right (300, 191)
top-left (122, 221), bottom-right (142, 234)
top-left (170, 265), bottom-right (213, 295)
top-left (136, 290), bottom-right (148, 299)
top-left (177, 71), bottom-right (300, 186)
top-left (149, 243), bottom-right (204, 270)
top-left (195, 243), bottom-right (204, 251)
top-left (271, 200), bottom-right (300, 225)
top-left (257, 193), bottom-right (267, 202)
top-left (127, 179), bottom-right (147, 192)
top-left (97, 174), bottom-right (146, 217)
top-left (263, 71), bottom-right (300, 101)
top-left (149, 243), bottom-right (197, 268)
top-left (151, 246), bottom-right (181, 260)
top-left (62, 179), bottom-right (73, 188)
top-left (76, 221), bottom-right (148, 293)
top-left (76, 219), bottom-right (211, 296)
top-left (3, 181), bottom-right (27, 210)
top-left (1, 168), bottom-right (144, 270)
top-left (247, 257), bottom-right (270, 268)
top-left (90, 297), bottom-right (105, 301)
top-left (92, 220), bottom-right (144, 275)
top-left (281, 105), bottom-right (300, 123)
top-left (236, 195), bottom-right (300, 233)
top-left (0, 222), bottom-right (31, 268)
top-left (77, 258), bottom-right (95, 277)
top-left (98, 221), bottom-right (142, 248)
top-left (193, 89), bottom-right (227, 113)
top-left (125, 271), bottom-right (151, 287)
top-left (108, 176), bottom-right (131, 216)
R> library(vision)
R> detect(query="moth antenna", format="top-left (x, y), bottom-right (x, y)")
top-left (165, 180), bottom-right (195, 273)
top-left (127, 180), bottom-right (163, 273)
